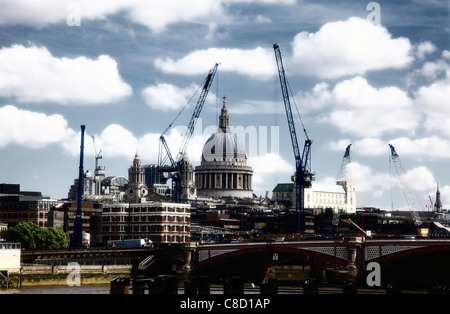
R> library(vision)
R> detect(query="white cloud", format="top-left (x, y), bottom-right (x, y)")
top-left (248, 152), bottom-right (294, 175)
top-left (0, 0), bottom-right (223, 31)
top-left (346, 162), bottom-right (392, 197)
top-left (142, 83), bottom-right (199, 111)
top-left (60, 122), bottom-right (212, 168)
top-left (0, 105), bottom-right (75, 149)
top-left (91, 124), bottom-right (139, 158)
top-left (417, 59), bottom-right (449, 80)
top-left (126, 0), bottom-right (225, 33)
top-left (327, 138), bottom-right (387, 157)
top-left (294, 82), bottom-right (332, 113)
top-left (300, 76), bottom-right (417, 137)
top-left (0, 44), bottom-right (132, 105)
top-left (0, 0), bottom-right (293, 32)
top-left (405, 166), bottom-right (436, 192)
top-left (442, 50), bottom-right (450, 59)
top-left (248, 152), bottom-right (295, 193)
top-left (388, 136), bottom-right (450, 161)
top-left (0, 0), bottom-right (68, 27)
top-left (255, 15), bottom-right (272, 24)
top-left (290, 17), bottom-right (413, 79)
top-left (62, 124), bottom-right (157, 160)
top-left (439, 185), bottom-right (450, 209)
top-left (154, 47), bottom-right (275, 79)
top-left (227, 100), bottom-right (283, 115)
top-left (414, 41), bottom-right (437, 60)
top-left (328, 135), bottom-right (450, 161)
top-left (407, 59), bottom-right (450, 86)
top-left (414, 63), bottom-right (450, 135)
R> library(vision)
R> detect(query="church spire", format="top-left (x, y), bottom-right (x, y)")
top-left (435, 181), bottom-right (443, 213)
top-left (219, 95), bottom-right (230, 133)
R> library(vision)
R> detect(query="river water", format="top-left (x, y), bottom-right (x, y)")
top-left (0, 284), bottom-right (111, 294)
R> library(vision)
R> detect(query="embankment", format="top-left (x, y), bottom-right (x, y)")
top-left (18, 265), bottom-right (132, 287)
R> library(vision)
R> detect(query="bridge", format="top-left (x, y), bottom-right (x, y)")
top-left (178, 237), bottom-right (450, 288)
top-left (20, 237), bottom-right (450, 289)
top-left (194, 238), bottom-right (450, 267)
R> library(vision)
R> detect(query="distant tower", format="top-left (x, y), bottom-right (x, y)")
top-left (435, 182), bottom-right (443, 213)
top-left (92, 136), bottom-right (106, 195)
top-left (125, 149), bottom-right (148, 203)
top-left (180, 153), bottom-right (197, 201)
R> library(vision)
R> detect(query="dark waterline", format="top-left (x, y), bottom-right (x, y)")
top-left (0, 284), bottom-right (110, 294)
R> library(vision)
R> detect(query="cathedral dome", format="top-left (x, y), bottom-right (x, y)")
top-left (202, 131), bottom-right (246, 162)
top-left (195, 96), bottom-right (253, 200)
top-left (200, 96), bottom-right (246, 163)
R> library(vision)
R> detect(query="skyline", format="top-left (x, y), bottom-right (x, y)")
top-left (0, 0), bottom-right (449, 211)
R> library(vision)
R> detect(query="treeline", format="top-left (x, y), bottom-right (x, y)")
top-left (1, 221), bottom-right (69, 249)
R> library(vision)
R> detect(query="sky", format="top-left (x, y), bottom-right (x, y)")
top-left (0, 0), bottom-right (449, 212)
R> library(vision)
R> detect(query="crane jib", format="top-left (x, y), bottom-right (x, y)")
top-left (273, 45), bottom-right (302, 167)
top-left (158, 63), bottom-right (219, 202)
top-left (204, 73), bottom-right (212, 89)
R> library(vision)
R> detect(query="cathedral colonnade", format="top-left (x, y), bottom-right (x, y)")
top-left (195, 168), bottom-right (253, 191)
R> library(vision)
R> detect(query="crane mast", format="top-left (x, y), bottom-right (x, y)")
top-left (337, 144), bottom-right (351, 182)
top-left (273, 43), bottom-right (313, 233)
top-left (158, 63), bottom-right (219, 203)
top-left (388, 144), bottom-right (423, 226)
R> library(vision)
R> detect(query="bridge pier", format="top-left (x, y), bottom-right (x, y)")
top-left (182, 242), bottom-right (199, 270)
top-left (176, 243), bottom-right (199, 281)
top-left (344, 237), bottom-right (365, 269)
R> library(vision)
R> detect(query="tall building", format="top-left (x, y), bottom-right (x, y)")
top-left (144, 164), bottom-right (162, 187)
top-left (0, 183), bottom-right (60, 228)
top-left (195, 97), bottom-right (253, 199)
top-left (67, 170), bottom-right (96, 200)
top-left (49, 202), bottom-right (103, 240)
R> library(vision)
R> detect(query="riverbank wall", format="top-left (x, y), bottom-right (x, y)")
top-left (14, 265), bottom-right (132, 287)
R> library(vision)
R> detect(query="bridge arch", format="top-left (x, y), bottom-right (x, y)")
top-left (364, 239), bottom-right (450, 265)
top-left (195, 242), bottom-right (349, 281)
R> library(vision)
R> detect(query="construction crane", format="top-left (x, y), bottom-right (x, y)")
top-left (273, 43), bottom-right (314, 233)
top-left (71, 125), bottom-right (85, 247)
top-left (337, 144), bottom-right (352, 182)
top-left (341, 218), bottom-right (367, 236)
top-left (92, 136), bottom-right (104, 172)
top-left (332, 144), bottom-right (352, 230)
top-left (388, 144), bottom-right (423, 227)
top-left (158, 63), bottom-right (219, 203)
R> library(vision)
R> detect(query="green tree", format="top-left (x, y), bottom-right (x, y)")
top-left (43, 227), bottom-right (69, 249)
top-left (5, 222), bottom-right (69, 249)
top-left (7, 221), bottom-right (44, 249)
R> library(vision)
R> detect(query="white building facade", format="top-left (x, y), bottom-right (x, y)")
top-left (273, 181), bottom-right (356, 213)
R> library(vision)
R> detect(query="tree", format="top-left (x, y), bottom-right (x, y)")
top-left (6, 221), bottom-right (44, 249)
top-left (43, 227), bottom-right (69, 249)
top-left (5, 222), bottom-right (69, 249)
